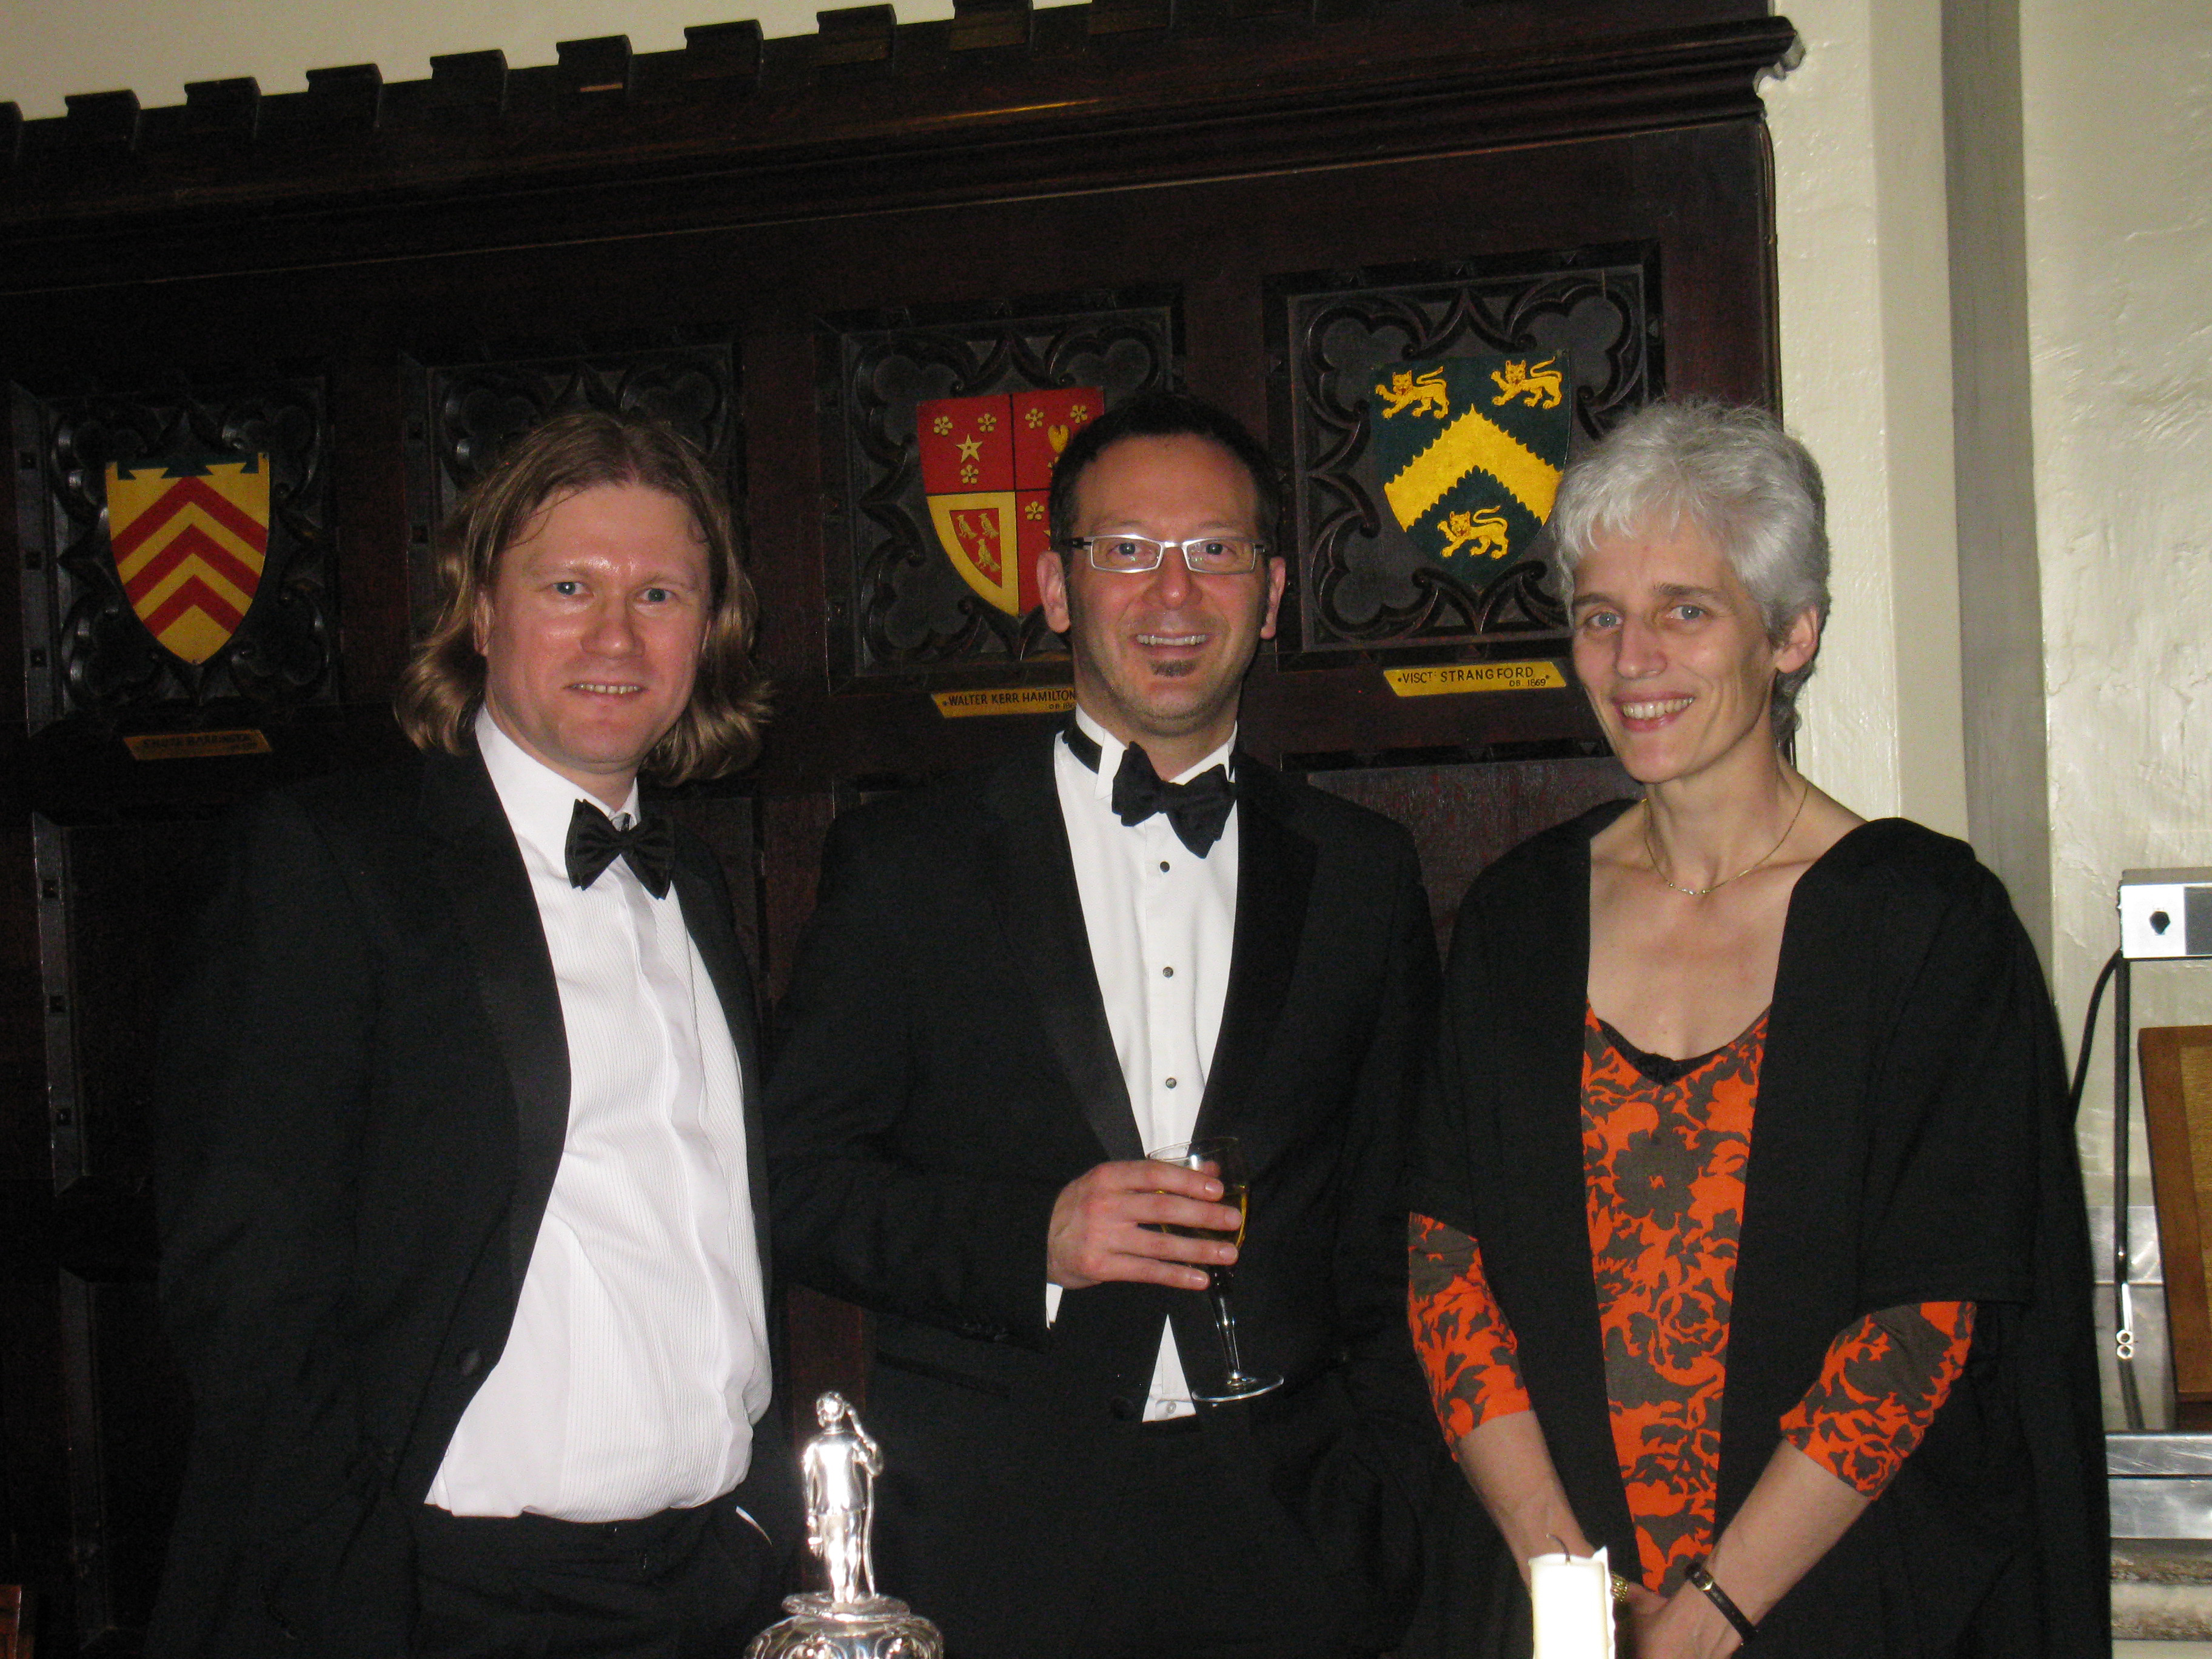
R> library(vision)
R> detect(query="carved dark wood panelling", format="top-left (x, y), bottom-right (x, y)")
top-left (0, 4), bottom-right (1795, 1649)
top-left (38, 813), bottom-right (215, 1641)
top-left (1270, 248), bottom-right (1658, 660)
top-left (403, 341), bottom-right (740, 623)
top-left (1307, 752), bottom-right (1634, 947)
top-left (14, 378), bottom-right (336, 731)
top-left (823, 295), bottom-right (1174, 682)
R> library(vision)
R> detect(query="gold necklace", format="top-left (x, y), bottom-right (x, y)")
top-left (1642, 783), bottom-right (1809, 898)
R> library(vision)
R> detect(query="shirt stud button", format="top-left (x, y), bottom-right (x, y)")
top-left (1162, 965), bottom-right (1175, 977)
top-left (1159, 860), bottom-right (1170, 873)
top-left (1165, 1078), bottom-right (1178, 1089)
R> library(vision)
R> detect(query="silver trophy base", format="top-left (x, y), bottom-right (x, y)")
top-left (744, 1592), bottom-right (945, 1659)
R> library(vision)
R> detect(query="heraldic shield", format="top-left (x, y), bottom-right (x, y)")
top-left (917, 387), bottom-right (1101, 615)
top-left (1367, 353), bottom-right (1572, 568)
top-left (104, 455), bottom-right (271, 665)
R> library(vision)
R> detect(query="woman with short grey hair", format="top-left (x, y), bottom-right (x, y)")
top-left (1407, 402), bottom-right (2104, 1654)
top-left (1546, 399), bottom-right (1830, 750)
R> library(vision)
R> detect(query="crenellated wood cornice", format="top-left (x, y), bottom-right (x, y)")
top-left (0, 0), bottom-right (1795, 292)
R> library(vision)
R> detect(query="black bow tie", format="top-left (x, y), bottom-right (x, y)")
top-left (564, 800), bottom-right (675, 898)
top-left (1064, 722), bottom-right (1236, 857)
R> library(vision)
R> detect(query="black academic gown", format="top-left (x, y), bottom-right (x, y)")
top-left (766, 734), bottom-right (1449, 1659)
top-left (151, 745), bottom-right (796, 1659)
top-left (1408, 803), bottom-right (2108, 1657)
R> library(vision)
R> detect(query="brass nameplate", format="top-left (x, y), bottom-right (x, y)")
top-left (1384, 662), bottom-right (1567, 698)
top-left (931, 688), bottom-right (1077, 719)
top-left (124, 728), bottom-right (273, 760)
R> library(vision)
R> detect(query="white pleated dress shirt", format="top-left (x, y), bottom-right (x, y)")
top-left (1052, 706), bottom-right (1239, 1421)
top-left (426, 709), bottom-right (771, 1520)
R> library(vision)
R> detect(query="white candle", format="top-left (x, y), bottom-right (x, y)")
top-left (1529, 1545), bottom-right (1616, 1659)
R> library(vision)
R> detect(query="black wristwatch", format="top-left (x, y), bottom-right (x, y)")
top-left (1685, 1560), bottom-right (1758, 1646)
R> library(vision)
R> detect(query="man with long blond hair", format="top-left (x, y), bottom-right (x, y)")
top-left (152, 409), bottom-right (794, 1659)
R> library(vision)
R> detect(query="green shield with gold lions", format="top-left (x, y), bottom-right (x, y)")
top-left (1365, 352), bottom-right (1573, 569)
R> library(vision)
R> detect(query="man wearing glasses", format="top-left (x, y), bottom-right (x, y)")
top-left (768, 391), bottom-right (1446, 1659)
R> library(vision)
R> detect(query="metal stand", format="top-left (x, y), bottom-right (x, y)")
top-left (2115, 956), bottom-right (2147, 1429)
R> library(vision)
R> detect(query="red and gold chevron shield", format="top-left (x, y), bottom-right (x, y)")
top-left (106, 457), bottom-right (270, 664)
top-left (917, 387), bottom-right (1101, 614)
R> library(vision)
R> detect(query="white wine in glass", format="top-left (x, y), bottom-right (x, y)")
top-left (1145, 1136), bottom-right (1282, 1402)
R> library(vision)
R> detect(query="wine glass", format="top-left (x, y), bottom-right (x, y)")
top-left (1145, 1136), bottom-right (1282, 1402)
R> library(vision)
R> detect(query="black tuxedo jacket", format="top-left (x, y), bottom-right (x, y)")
top-left (766, 736), bottom-right (1447, 1657)
top-left (150, 745), bottom-right (796, 1659)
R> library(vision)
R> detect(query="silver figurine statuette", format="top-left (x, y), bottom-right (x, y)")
top-left (745, 1392), bottom-right (944, 1659)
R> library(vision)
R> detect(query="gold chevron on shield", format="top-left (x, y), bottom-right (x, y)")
top-left (1383, 407), bottom-right (1563, 532)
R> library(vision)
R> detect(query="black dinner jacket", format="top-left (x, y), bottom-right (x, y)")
top-left (766, 734), bottom-right (1446, 1657)
top-left (151, 743), bottom-right (793, 1659)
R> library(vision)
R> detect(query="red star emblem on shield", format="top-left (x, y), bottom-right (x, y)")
top-left (917, 388), bottom-right (1101, 614)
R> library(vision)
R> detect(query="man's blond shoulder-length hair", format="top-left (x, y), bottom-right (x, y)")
top-left (395, 409), bottom-right (770, 785)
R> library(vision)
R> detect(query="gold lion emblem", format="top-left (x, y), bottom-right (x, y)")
top-left (1490, 358), bottom-right (1563, 409)
top-left (1373, 368), bottom-right (1451, 420)
top-left (1438, 506), bottom-right (1511, 560)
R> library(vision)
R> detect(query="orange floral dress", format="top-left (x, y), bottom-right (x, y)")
top-left (1409, 1008), bottom-right (1976, 1593)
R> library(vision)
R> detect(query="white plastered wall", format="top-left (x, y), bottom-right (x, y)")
top-left (1765, 0), bottom-right (1968, 842)
top-left (2020, 0), bottom-right (2212, 1220)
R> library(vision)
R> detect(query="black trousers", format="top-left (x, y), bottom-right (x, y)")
top-left (1056, 1419), bottom-right (1377, 1659)
top-left (409, 1500), bottom-right (783, 1659)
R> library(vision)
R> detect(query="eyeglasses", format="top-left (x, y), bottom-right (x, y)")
top-left (1061, 535), bottom-right (1269, 575)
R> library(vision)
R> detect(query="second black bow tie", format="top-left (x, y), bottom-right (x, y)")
top-left (1111, 743), bottom-right (1236, 857)
top-left (565, 800), bottom-right (676, 898)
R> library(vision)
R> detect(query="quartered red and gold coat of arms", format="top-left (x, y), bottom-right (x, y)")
top-left (917, 388), bottom-right (1101, 614)
top-left (104, 455), bottom-right (271, 664)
